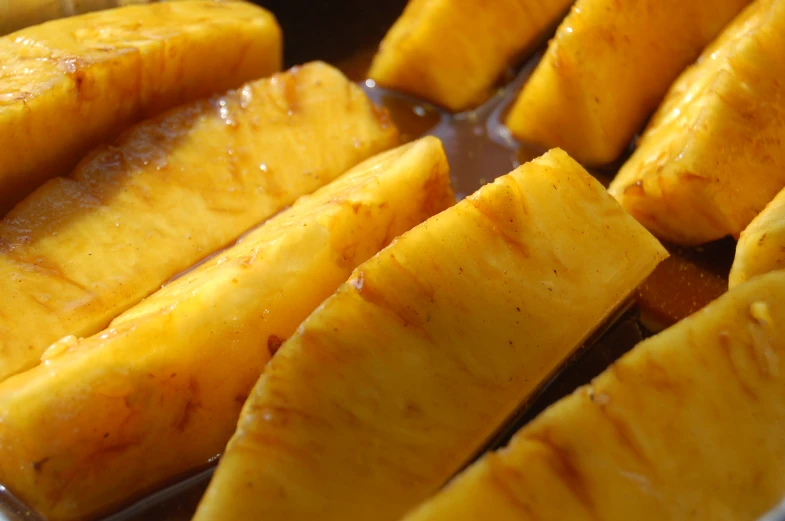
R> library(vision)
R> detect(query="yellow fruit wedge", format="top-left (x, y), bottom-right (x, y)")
top-left (506, 0), bottom-right (751, 166)
top-left (0, 61), bottom-right (398, 382)
top-left (730, 186), bottom-right (785, 288)
top-left (0, 0), bottom-right (282, 212)
top-left (0, 137), bottom-right (453, 521)
top-left (193, 149), bottom-right (666, 521)
top-left (368, 0), bottom-right (572, 111)
top-left (610, 0), bottom-right (785, 245)
top-left (401, 271), bottom-right (785, 521)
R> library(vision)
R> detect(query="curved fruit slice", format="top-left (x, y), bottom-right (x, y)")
top-left (0, 62), bottom-right (398, 382)
top-left (0, 137), bottom-right (452, 521)
top-left (401, 271), bottom-right (785, 521)
top-left (730, 186), bottom-right (785, 288)
top-left (610, 0), bottom-right (785, 245)
top-left (506, 0), bottom-right (750, 166)
top-left (193, 149), bottom-right (666, 521)
top-left (0, 0), bottom-right (281, 212)
top-left (368, 0), bottom-right (572, 111)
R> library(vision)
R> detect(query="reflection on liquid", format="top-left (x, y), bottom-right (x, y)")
top-left (362, 55), bottom-right (544, 200)
top-left (0, 484), bottom-right (38, 521)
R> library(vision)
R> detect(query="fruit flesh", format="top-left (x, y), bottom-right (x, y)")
top-left (730, 186), bottom-right (785, 288)
top-left (609, 0), bottom-right (785, 244)
top-left (368, 0), bottom-right (572, 111)
top-left (193, 149), bottom-right (666, 521)
top-left (0, 61), bottom-right (399, 382)
top-left (0, 0), bottom-right (282, 213)
top-left (506, 0), bottom-right (751, 166)
top-left (0, 137), bottom-right (452, 521)
top-left (401, 271), bottom-right (785, 521)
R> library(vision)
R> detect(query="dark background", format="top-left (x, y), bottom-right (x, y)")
top-left (256, 1), bottom-right (407, 67)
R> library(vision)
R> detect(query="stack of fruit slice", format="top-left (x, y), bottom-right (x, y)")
top-left (400, 270), bottom-right (785, 521)
top-left (0, 1), bottom-right (282, 211)
top-left (0, 137), bottom-right (453, 521)
top-left (193, 149), bottom-right (666, 521)
top-left (0, 61), bottom-right (398, 382)
top-left (1, 1), bottom-right (784, 520)
top-left (505, 0), bottom-right (751, 166)
top-left (610, 0), bottom-right (785, 245)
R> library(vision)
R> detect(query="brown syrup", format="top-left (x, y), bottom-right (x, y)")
top-left (0, 1), bottom-right (742, 519)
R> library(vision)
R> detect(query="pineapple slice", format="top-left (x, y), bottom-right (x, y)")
top-left (609, 0), bottom-right (785, 244)
top-left (0, 0), bottom-right (281, 212)
top-left (0, 137), bottom-right (453, 521)
top-left (0, 62), bottom-right (398, 382)
top-left (368, 0), bottom-right (572, 111)
top-left (506, 0), bottom-right (751, 166)
top-left (401, 271), bottom-right (785, 521)
top-left (192, 149), bottom-right (666, 521)
top-left (730, 186), bottom-right (785, 288)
